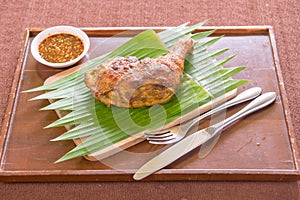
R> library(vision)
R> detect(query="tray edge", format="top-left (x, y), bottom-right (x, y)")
top-left (0, 28), bottom-right (31, 170)
top-left (267, 26), bottom-right (300, 172)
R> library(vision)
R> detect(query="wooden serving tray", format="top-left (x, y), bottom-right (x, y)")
top-left (0, 26), bottom-right (299, 182)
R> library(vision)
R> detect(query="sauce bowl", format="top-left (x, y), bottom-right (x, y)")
top-left (31, 26), bottom-right (90, 68)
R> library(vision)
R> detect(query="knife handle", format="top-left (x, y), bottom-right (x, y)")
top-left (199, 91), bottom-right (275, 158)
top-left (224, 92), bottom-right (276, 126)
top-left (212, 92), bottom-right (277, 138)
top-left (184, 87), bottom-right (262, 131)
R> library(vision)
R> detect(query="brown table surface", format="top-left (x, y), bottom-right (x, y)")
top-left (1, 0), bottom-right (299, 199)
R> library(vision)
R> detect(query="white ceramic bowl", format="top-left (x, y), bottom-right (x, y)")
top-left (31, 26), bottom-right (90, 68)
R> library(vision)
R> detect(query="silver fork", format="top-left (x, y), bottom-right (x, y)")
top-left (144, 87), bottom-right (262, 144)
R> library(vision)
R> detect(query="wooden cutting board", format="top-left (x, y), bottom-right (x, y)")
top-left (44, 61), bottom-right (237, 161)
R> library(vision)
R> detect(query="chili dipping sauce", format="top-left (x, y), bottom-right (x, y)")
top-left (38, 33), bottom-right (84, 63)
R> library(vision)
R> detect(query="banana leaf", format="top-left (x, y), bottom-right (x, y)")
top-left (26, 21), bottom-right (249, 162)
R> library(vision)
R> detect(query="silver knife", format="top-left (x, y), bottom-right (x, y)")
top-left (133, 92), bottom-right (276, 180)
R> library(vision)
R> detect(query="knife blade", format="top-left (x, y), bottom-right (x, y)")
top-left (133, 129), bottom-right (213, 180)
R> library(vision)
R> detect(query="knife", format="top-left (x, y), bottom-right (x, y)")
top-left (133, 92), bottom-right (276, 180)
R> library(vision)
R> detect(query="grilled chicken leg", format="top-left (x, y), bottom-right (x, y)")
top-left (85, 37), bottom-right (194, 108)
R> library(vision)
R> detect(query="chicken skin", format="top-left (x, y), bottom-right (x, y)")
top-left (84, 37), bottom-right (194, 108)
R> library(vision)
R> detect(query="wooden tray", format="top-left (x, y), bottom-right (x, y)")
top-left (0, 26), bottom-right (299, 182)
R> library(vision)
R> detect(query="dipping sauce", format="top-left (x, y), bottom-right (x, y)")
top-left (38, 33), bottom-right (84, 63)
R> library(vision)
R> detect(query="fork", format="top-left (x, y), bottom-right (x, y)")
top-left (144, 87), bottom-right (262, 144)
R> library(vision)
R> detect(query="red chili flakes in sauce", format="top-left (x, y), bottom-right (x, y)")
top-left (38, 33), bottom-right (84, 63)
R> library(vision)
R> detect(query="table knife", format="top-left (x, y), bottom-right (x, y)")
top-left (133, 92), bottom-right (276, 180)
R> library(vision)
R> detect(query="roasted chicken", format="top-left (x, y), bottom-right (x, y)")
top-left (84, 37), bottom-right (194, 108)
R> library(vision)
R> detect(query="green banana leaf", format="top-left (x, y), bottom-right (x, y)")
top-left (26, 21), bottom-right (249, 162)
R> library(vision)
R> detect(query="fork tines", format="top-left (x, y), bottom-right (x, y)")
top-left (144, 131), bottom-right (175, 141)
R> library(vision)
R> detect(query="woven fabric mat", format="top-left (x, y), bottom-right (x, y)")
top-left (0, 0), bottom-right (299, 199)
